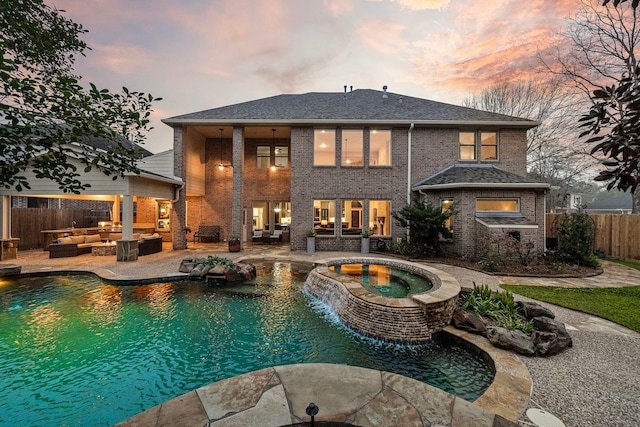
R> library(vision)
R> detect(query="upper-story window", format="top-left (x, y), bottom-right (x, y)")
top-left (459, 131), bottom-right (476, 160)
top-left (342, 129), bottom-right (363, 166)
top-left (370, 130), bottom-right (391, 166)
top-left (257, 145), bottom-right (289, 169)
top-left (274, 146), bottom-right (289, 168)
top-left (460, 131), bottom-right (499, 161)
top-left (480, 132), bottom-right (498, 160)
top-left (314, 129), bottom-right (336, 166)
top-left (257, 146), bottom-right (271, 168)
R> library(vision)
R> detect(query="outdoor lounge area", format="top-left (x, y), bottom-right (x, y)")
top-left (49, 232), bottom-right (163, 258)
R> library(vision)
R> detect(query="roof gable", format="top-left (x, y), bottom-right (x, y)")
top-left (163, 89), bottom-right (539, 127)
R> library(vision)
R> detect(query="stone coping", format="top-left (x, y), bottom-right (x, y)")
top-left (314, 256), bottom-right (460, 307)
top-left (115, 359), bottom-right (526, 427)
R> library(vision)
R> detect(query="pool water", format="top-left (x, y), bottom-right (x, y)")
top-left (329, 263), bottom-right (433, 297)
top-left (0, 262), bottom-right (493, 427)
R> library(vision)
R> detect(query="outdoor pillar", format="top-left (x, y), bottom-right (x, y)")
top-left (112, 195), bottom-right (121, 225)
top-left (116, 194), bottom-right (138, 262)
top-left (231, 126), bottom-right (244, 248)
top-left (172, 126), bottom-right (188, 250)
top-left (0, 195), bottom-right (18, 261)
top-left (0, 195), bottom-right (10, 240)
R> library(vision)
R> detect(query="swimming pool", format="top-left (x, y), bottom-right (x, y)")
top-left (0, 261), bottom-right (493, 426)
top-left (329, 263), bottom-right (433, 297)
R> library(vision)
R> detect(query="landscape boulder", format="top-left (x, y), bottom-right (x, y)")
top-left (486, 326), bottom-right (536, 356)
top-left (452, 308), bottom-right (487, 335)
top-left (179, 258), bottom-right (195, 273)
top-left (517, 301), bottom-right (555, 320)
top-left (531, 316), bottom-right (573, 356)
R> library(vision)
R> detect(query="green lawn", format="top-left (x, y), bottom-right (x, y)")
top-left (500, 284), bottom-right (640, 333)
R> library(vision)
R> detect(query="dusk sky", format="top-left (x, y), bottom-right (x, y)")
top-left (49, 0), bottom-right (582, 154)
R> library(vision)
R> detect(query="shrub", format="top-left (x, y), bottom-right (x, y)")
top-left (193, 255), bottom-right (234, 270)
top-left (391, 201), bottom-right (455, 256)
top-left (463, 283), bottom-right (533, 334)
top-left (554, 211), bottom-right (599, 267)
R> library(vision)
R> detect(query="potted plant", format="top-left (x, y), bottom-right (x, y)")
top-left (306, 229), bottom-right (316, 254)
top-left (228, 235), bottom-right (241, 252)
top-left (361, 229), bottom-right (370, 254)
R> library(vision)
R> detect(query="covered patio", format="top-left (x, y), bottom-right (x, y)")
top-left (0, 156), bottom-right (182, 262)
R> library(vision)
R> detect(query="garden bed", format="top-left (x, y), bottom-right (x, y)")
top-left (418, 256), bottom-right (602, 278)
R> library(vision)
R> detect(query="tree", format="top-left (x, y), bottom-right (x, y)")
top-left (550, 0), bottom-right (640, 212)
top-left (463, 79), bottom-right (595, 210)
top-left (391, 201), bottom-right (454, 257)
top-left (0, 0), bottom-right (161, 193)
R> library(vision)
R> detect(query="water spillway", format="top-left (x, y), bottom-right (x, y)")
top-left (304, 257), bottom-right (461, 343)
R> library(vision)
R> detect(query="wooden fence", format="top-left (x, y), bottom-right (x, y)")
top-left (11, 208), bottom-right (110, 250)
top-left (546, 213), bottom-right (640, 260)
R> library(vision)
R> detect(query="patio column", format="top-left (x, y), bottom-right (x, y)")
top-left (0, 195), bottom-right (9, 240)
top-left (116, 194), bottom-right (138, 262)
top-left (112, 195), bottom-right (121, 225)
top-left (172, 126), bottom-right (187, 250)
top-left (231, 126), bottom-right (244, 248)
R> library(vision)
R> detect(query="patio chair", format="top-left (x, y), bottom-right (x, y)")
top-left (252, 230), bottom-right (263, 243)
top-left (269, 230), bottom-right (283, 244)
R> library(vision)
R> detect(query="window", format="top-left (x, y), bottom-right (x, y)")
top-left (313, 200), bottom-right (336, 235)
top-left (441, 199), bottom-right (454, 230)
top-left (480, 131), bottom-right (498, 160)
top-left (476, 199), bottom-right (519, 212)
top-left (342, 129), bottom-right (363, 166)
top-left (257, 146), bottom-right (271, 169)
top-left (459, 131), bottom-right (475, 160)
top-left (157, 200), bottom-right (170, 230)
top-left (275, 146), bottom-right (289, 168)
top-left (369, 200), bottom-right (390, 236)
top-left (370, 130), bottom-right (391, 166)
top-left (314, 129), bottom-right (336, 166)
top-left (341, 200), bottom-right (363, 235)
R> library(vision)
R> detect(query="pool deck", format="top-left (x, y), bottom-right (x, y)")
top-left (3, 243), bottom-right (639, 427)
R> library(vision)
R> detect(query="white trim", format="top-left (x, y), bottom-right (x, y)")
top-left (475, 218), bottom-right (539, 229)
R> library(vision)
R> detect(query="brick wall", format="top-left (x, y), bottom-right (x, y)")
top-left (422, 188), bottom-right (547, 257)
top-left (181, 123), bottom-right (534, 253)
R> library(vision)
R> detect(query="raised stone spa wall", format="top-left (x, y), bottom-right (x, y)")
top-left (305, 257), bottom-right (461, 343)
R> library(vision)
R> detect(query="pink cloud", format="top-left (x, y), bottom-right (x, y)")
top-left (357, 20), bottom-right (408, 54)
top-left (411, 0), bottom-right (582, 98)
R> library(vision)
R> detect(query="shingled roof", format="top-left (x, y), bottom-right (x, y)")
top-left (413, 164), bottom-right (549, 190)
top-left (163, 89), bottom-right (539, 127)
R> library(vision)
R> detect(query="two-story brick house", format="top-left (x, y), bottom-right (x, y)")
top-left (163, 87), bottom-right (549, 256)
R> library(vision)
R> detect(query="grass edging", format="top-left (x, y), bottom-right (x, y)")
top-left (500, 284), bottom-right (640, 333)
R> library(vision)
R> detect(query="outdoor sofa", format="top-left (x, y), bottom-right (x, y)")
top-left (49, 233), bottom-right (163, 258)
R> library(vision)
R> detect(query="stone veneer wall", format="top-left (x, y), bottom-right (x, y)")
top-left (304, 257), bottom-right (460, 343)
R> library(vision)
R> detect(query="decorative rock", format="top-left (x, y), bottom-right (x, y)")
top-left (452, 308), bottom-right (486, 335)
top-left (486, 327), bottom-right (536, 356)
top-left (210, 265), bottom-right (226, 275)
top-left (239, 263), bottom-right (257, 280)
top-left (189, 263), bottom-right (204, 277)
top-left (517, 301), bottom-right (555, 320)
top-left (225, 268), bottom-right (242, 282)
top-left (179, 259), bottom-right (195, 273)
top-left (199, 265), bottom-right (211, 278)
top-left (532, 317), bottom-right (572, 356)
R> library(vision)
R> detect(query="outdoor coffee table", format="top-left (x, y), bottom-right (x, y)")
top-left (91, 242), bottom-right (117, 256)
